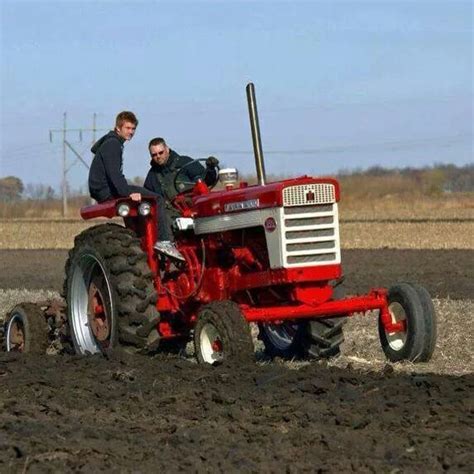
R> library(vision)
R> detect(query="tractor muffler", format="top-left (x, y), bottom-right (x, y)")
top-left (246, 82), bottom-right (267, 186)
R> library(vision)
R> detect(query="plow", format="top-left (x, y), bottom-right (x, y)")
top-left (3, 83), bottom-right (437, 364)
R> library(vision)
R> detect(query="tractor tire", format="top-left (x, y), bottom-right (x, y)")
top-left (3, 303), bottom-right (49, 354)
top-left (64, 223), bottom-right (160, 355)
top-left (157, 339), bottom-right (189, 356)
top-left (307, 318), bottom-right (345, 358)
top-left (258, 318), bottom-right (344, 360)
top-left (412, 283), bottom-right (437, 361)
top-left (194, 301), bottom-right (254, 365)
top-left (258, 283), bottom-right (346, 360)
top-left (378, 282), bottom-right (437, 363)
top-left (258, 322), bottom-right (308, 359)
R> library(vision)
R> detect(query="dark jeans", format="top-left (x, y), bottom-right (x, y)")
top-left (128, 185), bottom-right (171, 241)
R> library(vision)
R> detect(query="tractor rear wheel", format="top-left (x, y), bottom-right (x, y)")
top-left (258, 318), bottom-right (344, 360)
top-left (194, 301), bottom-right (254, 365)
top-left (64, 223), bottom-right (160, 355)
top-left (258, 284), bottom-right (345, 360)
top-left (3, 303), bottom-right (49, 354)
top-left (378, 282), bottom-right (437, 362)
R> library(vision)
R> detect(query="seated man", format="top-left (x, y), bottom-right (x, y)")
top-left (88, 112), bottom-right (184, 261)
top-left (144, 137), bottom-right (219, 234)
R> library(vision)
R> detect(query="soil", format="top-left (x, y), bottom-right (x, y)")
top-left (1, 249), bottom-right (472, 299)
top-left (0, 249), bottom-right (472, 472)
top-left (0, 352), bottom-right (472, 472)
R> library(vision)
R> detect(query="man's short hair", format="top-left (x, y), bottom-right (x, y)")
top-left (115, 111), bottom-right (138, 128)
top-left (148, 137), bottom-right (167, 149)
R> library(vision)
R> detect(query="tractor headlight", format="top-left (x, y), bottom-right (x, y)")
top-left (117, 203), bottom-right (130, 217)
top-left (219, 168), bottom-right (238, 186)
top-left (138, 202), bottom-right (151, 216)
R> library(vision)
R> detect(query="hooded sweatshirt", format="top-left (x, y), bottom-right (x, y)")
top-left (88, 131), bottom-right (130, 202)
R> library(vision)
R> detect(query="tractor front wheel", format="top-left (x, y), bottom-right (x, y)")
top-left (194, 301), bottom-right (254, 365)
top-left (378, 283), bottom-right (437, 362)
top-left (3, 303), bottom-right (49, 354)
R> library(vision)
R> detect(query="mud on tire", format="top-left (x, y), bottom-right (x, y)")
top-left (306, 318), bottom-right (345, 358)
top-left (3, 303), bottom-right (49, 354)
top-left (194, 301), bottom-right (254, 365)
top-left (64, 223), bottom-right (159, 355)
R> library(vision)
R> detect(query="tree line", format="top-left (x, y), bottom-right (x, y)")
top-left (0, 164), bottom-right (473, 202)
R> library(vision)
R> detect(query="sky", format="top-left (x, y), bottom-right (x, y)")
top-left (0, 0), bottom-right (472, 191)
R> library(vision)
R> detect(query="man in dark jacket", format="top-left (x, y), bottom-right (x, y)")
top-left (144, 137), bottom-right (219, 236)
top-left (144, 137), bottom-right (218, 200)
top-left (88, 112), bottom-right (184, 261)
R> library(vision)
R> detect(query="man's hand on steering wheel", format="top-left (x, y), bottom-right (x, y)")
top-left (173, 158), bottom-right (220, 195)
top-left (205, 156), bottom-right (219, 168)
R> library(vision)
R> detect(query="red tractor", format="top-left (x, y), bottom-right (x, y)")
top-left (4, 84), bottom-right (437, 364)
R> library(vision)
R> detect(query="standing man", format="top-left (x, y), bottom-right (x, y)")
top-left (144, 137), bottom-right (219, 237)
top-left (88, 112), bottom-right (184, 261)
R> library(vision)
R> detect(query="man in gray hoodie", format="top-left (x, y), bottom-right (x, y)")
top-left (88, 111), bottom-right (184, 261)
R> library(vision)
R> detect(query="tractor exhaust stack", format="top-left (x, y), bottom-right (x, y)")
top-left (246, 82), bottom-right (267, 186)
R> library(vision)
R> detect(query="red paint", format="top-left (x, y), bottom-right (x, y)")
top-left (193, 176), bottom-right (340, 217)
top-left (212, 339), bottom-right (223, 352)
top-left (241, 289), bottom-right (389, 323)
top-left (379, 306), bottom-right (407, 334)
top-left (78, 177), bottom-right (398, 344)
top-left (81, 196), bottom-right (157, 220)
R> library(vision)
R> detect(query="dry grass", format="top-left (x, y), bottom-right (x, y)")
top-left (0, 197), bottom-right (90, 219)
top-left (331, 298), bottom-right (474, 376)
top-left (0, 220), bottom-right (95, 249)
top-left (340, 221), bottom-right (474, 249)
top-left (0, 219), bottom-right (472, 250)
top-left (0, 289), bottom-right (59, 317)
top-left (339, 194), bottom-right (474, 220)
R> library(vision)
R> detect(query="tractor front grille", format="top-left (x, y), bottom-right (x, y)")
top-left (283, 183), bottom-right (336, 207)
top-left (281, 192), bottom-right (341, 267)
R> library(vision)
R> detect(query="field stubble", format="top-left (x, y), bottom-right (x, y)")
top-left (1, 219), bottom-right (473, 250)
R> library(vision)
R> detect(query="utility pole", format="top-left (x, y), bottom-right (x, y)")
top-left (62, 113), bottom-right (68, 217)
top-left (92, 112), bottom-right (97, 144)
top-left (50, 113), bottom-right (106, 217)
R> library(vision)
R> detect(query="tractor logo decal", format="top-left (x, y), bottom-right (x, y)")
top-left (306, 191), bottom-right (316, 202)
top-left (224, 199), bottom-right (260, 213)
top-left (264, 217), bottom-right (277, 232)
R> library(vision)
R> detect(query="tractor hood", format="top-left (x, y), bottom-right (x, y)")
top-left (192, 176), bottom-right (340, 218)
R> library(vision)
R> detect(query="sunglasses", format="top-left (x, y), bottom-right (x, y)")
top-left (151, 150), bottom-right (166, 158)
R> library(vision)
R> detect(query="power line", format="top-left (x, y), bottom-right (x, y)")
top-left (191, 133), bottom-right (472, 155)
top-left (1, 142), bottom-right (57, 153)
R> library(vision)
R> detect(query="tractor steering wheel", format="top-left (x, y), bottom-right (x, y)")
top-left (173, 158), bottom-right (220, 195)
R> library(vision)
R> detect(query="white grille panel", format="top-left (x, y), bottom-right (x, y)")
top-left (283, 184), bottom-right (336, 207)
top-left (282, 203), bottom-right (341, 268)
top-left (287, 253), bottom-right (337, 264)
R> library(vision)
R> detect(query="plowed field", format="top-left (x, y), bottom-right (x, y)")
top-left (0, 249), bottom-right (472, 472)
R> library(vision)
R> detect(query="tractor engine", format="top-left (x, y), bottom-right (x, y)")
top-left (182, 177), bottom-right (342, 308)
